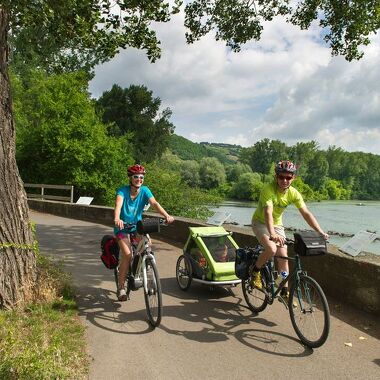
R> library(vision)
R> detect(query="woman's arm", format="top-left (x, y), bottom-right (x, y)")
top-left (149, 197), bottom-right (174, 223)
top-left (114, 194), bottom-right (124, 230)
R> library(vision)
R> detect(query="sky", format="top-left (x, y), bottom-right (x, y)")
top-left (89, 10), bottom-right (380, 155)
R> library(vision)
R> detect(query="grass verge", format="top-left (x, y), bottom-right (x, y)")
top-left (0, 256), bottom-right (89, 379)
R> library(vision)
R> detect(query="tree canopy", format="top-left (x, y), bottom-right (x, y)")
top-left (185, 0), bottom-right (380, 61)
top-left (96, 84), bottom-right (175, 163)
top-left (6, 0), bottom-right (182, 73)
top-left (12, 69), bottom-right (132, 205)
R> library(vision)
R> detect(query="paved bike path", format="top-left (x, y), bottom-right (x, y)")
top-left (31, 211), bottom-right (380, 380)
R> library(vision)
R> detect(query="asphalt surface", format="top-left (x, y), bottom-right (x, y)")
top-left (30, 211), bottom-right (380, 380)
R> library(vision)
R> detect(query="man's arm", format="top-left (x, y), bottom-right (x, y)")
top-left (299, 206), bottom-right (329, 240)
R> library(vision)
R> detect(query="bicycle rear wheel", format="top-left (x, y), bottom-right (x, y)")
top-left (144, 258), bottom-right (162, 328)
top-left (242, 269), bottom-right (269, 313)
top-left (289, 274), bottom-right (330, 348)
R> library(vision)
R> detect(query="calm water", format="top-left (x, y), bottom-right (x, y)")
top-left (210, 200), bottom-right (380, 255)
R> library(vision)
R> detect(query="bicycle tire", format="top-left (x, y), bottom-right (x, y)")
top-left (144, 258), bottom-right (163, 328)
top-left (175, 255), bottom-right (192, 291)
top-left (242, 268), bottom-right (269, 313)
top-left (289, 274), bottom-right (330, 348)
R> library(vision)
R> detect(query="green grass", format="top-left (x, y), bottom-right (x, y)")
top-left (0, 257), bottom-right (89, 379)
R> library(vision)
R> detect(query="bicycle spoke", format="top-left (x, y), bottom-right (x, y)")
top-left (289, 275), bottom-right (330, 348)
top-left (242, 270), bottom-right (269, 313)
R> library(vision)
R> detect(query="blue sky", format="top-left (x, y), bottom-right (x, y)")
top-left (89, 10), bottom-right (380, 155)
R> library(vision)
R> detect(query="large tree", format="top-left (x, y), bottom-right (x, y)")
top-left (97, 84), bottom-right (175, 163)
top-left (13, 70), bottom-right (132, 206)
top-left (0, 0), bottom-right (181, 309)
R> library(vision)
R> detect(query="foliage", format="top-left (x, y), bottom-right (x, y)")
top-left (240, 138), bottom-right (288, 174)
top-left (96, 84), bottom-right (175, 162)
top-left (180, 160), bottom-right (201, 187)
top-left (324, 179), bottom-right (351, 200)
top-left (292, 177), bottom-right (317, 201)
top-left (226, 162), bottom-right (252, 182)
top-left (230, 172), bottom-right (263, 201)
top-left (7, 0), bottom-right (182, 74)
top-left (145, 163), bottom-right (221, 219)
top-left (199, 157), bottom-right (227, 189)
top-left (303, 151), bottom-right (329, 190)
top-left (184, 0), bottom-right (380, 61)
top-left (12, 69), bottom-right (132, 205)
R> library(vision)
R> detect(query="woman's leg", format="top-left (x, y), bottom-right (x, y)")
top-left (117, 236), bottom-right (132, 290)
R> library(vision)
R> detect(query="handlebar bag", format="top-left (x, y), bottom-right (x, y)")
top-left (100, 235), bottom-right (120, 269)
top-left (137, 218), bottom-right (160, 235)
top-left (294, 231), bottom-right (327, 256)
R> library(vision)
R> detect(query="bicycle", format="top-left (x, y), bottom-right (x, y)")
top-left (114, 218), bottom-right (165, 328)
top-left (241, 237), bottom-right (330, 348)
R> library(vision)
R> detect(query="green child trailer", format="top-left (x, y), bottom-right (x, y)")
top-left (175, 226), bottom-right (241, 290)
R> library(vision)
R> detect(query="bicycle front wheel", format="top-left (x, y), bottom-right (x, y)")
top-left (289, 274), bottom-right (330, 348)
top-left (144, 259), bottom-right (162, 328)
top-left (242, 269), bottom-right (269, 313)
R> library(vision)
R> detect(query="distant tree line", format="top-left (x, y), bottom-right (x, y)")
top-left (164, 136), bottom-right (380, 202)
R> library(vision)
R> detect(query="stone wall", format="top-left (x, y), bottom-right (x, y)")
top-left (28, 199), bottom-right (380, 315)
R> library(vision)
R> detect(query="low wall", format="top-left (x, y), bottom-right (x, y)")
top-left (28, 199), bottom-right (380, 315)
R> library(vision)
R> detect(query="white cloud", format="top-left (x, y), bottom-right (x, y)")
top-left (89, 11), bottom-right (380, 154)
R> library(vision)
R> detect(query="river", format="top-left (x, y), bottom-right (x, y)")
top-left (210, 200), bottom-right (380, 256)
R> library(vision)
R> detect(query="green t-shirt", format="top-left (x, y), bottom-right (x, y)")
top-left (252, 180), bottom-right (305, 226)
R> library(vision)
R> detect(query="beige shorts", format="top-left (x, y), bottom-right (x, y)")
top-left (251, 220), bottom-right (285, 242)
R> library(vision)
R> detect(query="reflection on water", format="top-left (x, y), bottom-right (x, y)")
top-left (210, 200), bottom-right (380, 255)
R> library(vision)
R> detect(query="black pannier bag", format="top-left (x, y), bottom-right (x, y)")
top-left (294, 231), bottom-right (327, 256)
top-left (100, 235), bottom-right (120, 269)
top-left (235, 247), bottom-right (255, 279)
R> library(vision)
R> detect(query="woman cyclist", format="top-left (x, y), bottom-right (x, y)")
top-left (251, 160), bottom-right (329, 301)
top-left (114, 164), bottom-right (174, 301)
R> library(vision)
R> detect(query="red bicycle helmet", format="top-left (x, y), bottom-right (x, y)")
top-left (275, 160), bottom-right (297, 174)
top-left (127, 164), bottom-right (146, 176)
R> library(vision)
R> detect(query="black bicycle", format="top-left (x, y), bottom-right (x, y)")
top-left (241, 238), bottom-right (330, 348)
top-left (114, 218), bottom-right (165, 328)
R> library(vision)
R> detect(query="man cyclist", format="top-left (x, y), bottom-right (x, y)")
top-left (251, 160), bottom-right (329, 301)
top-left (114, 164), bottom-right (174, 301)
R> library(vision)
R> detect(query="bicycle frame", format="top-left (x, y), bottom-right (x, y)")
top-left (261, 254), bottom-right (306, 305)
top-left (132, 235), bottom-right (156, 293)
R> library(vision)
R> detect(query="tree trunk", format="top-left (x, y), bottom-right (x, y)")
top-left (0, 7), bottom-right (37, 309)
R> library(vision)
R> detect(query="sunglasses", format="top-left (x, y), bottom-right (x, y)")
top-left (277, 174), bottom-right (294, 181)
top-left (132, 175), bottom-right (144, 180)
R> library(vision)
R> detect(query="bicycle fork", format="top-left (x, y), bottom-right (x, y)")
top-left (142, 252), bottom-right (157, 295)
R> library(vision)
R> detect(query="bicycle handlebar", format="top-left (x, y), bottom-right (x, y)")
top-left (269, 236), bottom-right (294, 245)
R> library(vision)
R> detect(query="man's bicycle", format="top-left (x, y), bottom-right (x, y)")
top-left (241, 238), bottom-right (330, 348)
top-left (114, 218), bottom-right (165, 328)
